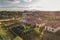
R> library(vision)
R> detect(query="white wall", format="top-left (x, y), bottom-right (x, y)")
top-left (45, 26), bottom-right (55, 32)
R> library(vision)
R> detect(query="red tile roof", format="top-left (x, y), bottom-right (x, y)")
top-left (46, 21), bottom-right (60, 29)
top-left (20, 13), bottom-right (44, 26)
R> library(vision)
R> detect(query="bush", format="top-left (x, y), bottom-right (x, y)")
top-left (0, 27), bottom-right (11, 40)
top-left (14, 36), bottom-right (23, 40)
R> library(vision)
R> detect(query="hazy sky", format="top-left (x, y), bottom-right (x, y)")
top-left (0, 0), bottom-right (60, 11)
top-left (0, 0), bottom-right (37, 7)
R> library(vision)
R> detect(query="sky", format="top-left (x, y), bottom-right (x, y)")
top-left (0, 0), bottom-right (60, 11)
top-left (0, 0), bottom-right (37, 7)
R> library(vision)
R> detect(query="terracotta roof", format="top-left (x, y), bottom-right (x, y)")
top-left (46, 21), bottom-right (60, 29)
top-left (20, 13), bottom-right (44, 25)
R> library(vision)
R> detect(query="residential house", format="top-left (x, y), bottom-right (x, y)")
top-left (20, 13), bottom-right (45, 27)
top-left (45, 21), bottom-right (60, 32)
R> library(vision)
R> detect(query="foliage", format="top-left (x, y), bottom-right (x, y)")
top-left (0, 27), bottom-right (11, 40)
top-left (17, 23), bottom-right (44, 40)
top-left (0, 22), bottom-right (44, 40)
top-left (34, 27), bottom-right (40, 34)
top-left (14, 36), bottom-right (23, 40)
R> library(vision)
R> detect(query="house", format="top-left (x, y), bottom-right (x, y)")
top-left (45, 21), bottom-right (60, 32)
top-left (20, 13), bottom-right (45, 27)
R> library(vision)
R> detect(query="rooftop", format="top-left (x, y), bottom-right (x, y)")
top-left (20, 13), bottom-right (44, 26)
top-left (46, 21), bottom-right (60, 29)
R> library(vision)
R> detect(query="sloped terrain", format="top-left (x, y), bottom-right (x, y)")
top-left (0, 11), bottom-right (60, 40)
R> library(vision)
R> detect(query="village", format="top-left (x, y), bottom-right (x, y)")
top-left (0, 11), bottom-right (60, 40)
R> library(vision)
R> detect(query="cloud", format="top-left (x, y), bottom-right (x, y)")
top-left (0, 0), bottom-right (44, 11)
top-left (23, 0), bottom-right (32, 2)
top-left (5, 0), bottom-right (20, 4)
